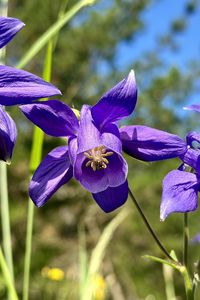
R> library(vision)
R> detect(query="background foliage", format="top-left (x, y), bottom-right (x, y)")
top-left (1, 0), bottom-right (200, 299)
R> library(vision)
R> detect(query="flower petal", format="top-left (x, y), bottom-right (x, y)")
top-left (160, 170), bottom-right (199, 220)
top-left (29, 146), bottom-right (73, 207)
top-left (0, 65), bottom-right (61, 105)
top-left (77, 105), bottom-right (100, 154)
top-left (92, 180), bottom-right (128, 212)
top-left (184, 104), bottom-right (200, 113)
top-left (186, 131), bottom-right (200, 148)
top-left (0, 106), bottom-right (17, 162)
top-left (20, 100), bottom-right (79, 137)
top-left (120, 125), bottom-right (187, 161)
top-left (75, 152), bottom-right (127, 193)
top-left (74, 110), bottom-right (127, 193)
top-left (91, 70), bottom-right (137, 128)
top-left (180, 148), bottom-right (200, 172)
top-left (191, 233), bottom-right (200, 244)
top-left (0, 17), bottom-right (24, 49)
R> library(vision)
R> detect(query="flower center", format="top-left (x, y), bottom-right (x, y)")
top-left (84, 146), bottom-right (113, 171)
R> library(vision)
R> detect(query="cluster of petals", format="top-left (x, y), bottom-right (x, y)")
top-left (0, 17), bottom-right (61, 162)
top-left (19, 70), bottom-right (196, 213)
top-left (2, 17), bottom-right (200, 217)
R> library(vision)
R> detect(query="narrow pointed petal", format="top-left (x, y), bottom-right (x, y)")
top-left (29, 146), bottom-right (73, 207)
top-left (160, 170), bottom-right (199, 220)
top-left (184, 104), bottom-right (200, 113)
top-left (120, 125), bottom-right (187, 161)
top-left (91, 70), bottom-right (137, 128)
top-left (92, 180), bottom-right (128, 212)
top-left (0, 106), bottom-right (17, 162)
top-left (0, 17), bottom-right (24, 49)
top-left (0, 66), bottom-right (61, 105)
top-left (20, 100), bottom-right (79, 137)
top-left (77, 105), bottom-right (100, 154)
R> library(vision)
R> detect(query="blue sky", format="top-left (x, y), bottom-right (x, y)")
top-left (115, 0), bottom-right (200, 72)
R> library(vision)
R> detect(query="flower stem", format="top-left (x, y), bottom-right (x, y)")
top-left (22, 41), bottom-right (52, 300)
top-left (22, 200), bottom-right (34, 300)
top-left (128, 187), bottom-right (173, 261)
top-left (0, 0), bottom-right (15, 288)
top-left (0, 246), bottom-right (18, 300)
top-left (0, 163), bottom-right (14, 283)
top-left (183, 213), bottom-right (189, 268)
top-left (179, 266), bottom-right (194, 300)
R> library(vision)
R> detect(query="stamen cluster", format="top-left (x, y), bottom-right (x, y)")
top-left (84, 146), bottom-right (113, 171)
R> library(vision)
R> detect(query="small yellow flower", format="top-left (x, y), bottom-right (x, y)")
top-left (92, 274), bottom-right (106, 300)
top-left (41, 267), bottom-right (65, 282)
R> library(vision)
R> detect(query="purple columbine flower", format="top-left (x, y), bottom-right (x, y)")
top-left (0, 17), bottom-right (61, 161)
top-left (160, 131), bottom-right (200, 221)
top-left (20, 70), bottom-right (188, 212)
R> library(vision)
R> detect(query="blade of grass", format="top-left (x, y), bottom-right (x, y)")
top-left (0, 246), bottom-right (18, 300)
top-left (0, 0), bottom-right (15, 288)
top-left (16, 0), bottom-right (98, 69)
top-left (22, 41), bottom-right (53, 300)
top-left (82, 209), bottom-right (129, 300)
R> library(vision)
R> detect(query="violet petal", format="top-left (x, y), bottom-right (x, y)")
top-left (92, 180), bottom-right (128, 212)
top-left (20, 100), bottom-right (79, 137)
top-left (0, 17), bottom-right (24, 49)
top-left (160, 170), bottom-right (199, 220)
top-left (120, 125), bottom-right (187, 161)
top-left (186, 131), bottom-right (200, 148)
top-left (91, 70), bottom-right (137, 128)
top-left (180, 148), bottom-right (200, 172)
top-left (29, 146), bottom-right (73, 207)
top-left (74, 108), bottom-right (127, 193)
top-left (0, 65), bottom-right (61, 105)
top-left (184, 104), bottom-right (200, 113)
top-left (77, 105), bottom-right (101, 154)
top-left (0, 106), bottom-right (17, 162)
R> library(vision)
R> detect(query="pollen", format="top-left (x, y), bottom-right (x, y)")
top-left (84, 145), bottom-right (113, 171)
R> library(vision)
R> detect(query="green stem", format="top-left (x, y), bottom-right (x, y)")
top-left (16, 0), bottom-right (98, 69)
top-left (22, 41), bottom-right (52, 300)
top-left (128, 187), bottom-right (174, 261)
top-left (183, 213), bottom-right (189, 268)
top-left (0, 246), bottom-right (18, 300)
top-left (0, 0), bottom-right (15, 288)
top-left (179, 266), bottom-right (194, 300)
top-left (22, 200), bottom-right (34, 300)
top-left (0, 163), bottom-right (14, 283)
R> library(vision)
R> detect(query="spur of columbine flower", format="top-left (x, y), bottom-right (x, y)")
top-left (0, 17), bottom-right (61, 161)
top-left (20, 70), bottom-right (189, 212)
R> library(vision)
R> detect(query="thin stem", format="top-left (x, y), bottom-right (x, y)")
top-left (128, 187), bottom-right (173, 261)
top-left (180, 266), bottom-right (194, 300)
top-left (16, 0), bottom-right (99, 69)
top-left (0, 246), bottom-right (18, 300)
top-left (183, 213), bottom-right (189, 268)
top-left (22, 200), bottom-right (34, 300)
top-left (0, 0), bottom-right (15, 287)
top-left (22, 41), bottom-right (52, 300)
top-left (0, 163), bottom-right (14, 282)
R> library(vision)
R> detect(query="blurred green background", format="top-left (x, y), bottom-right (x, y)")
top-left (1, 0), bottom-right (200, 299)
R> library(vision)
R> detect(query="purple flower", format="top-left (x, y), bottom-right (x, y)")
top-left (160, 131), bottom-right (200, 221)
top-left (0, 17), bottom-right (61, 161)
top-left (20, 71), bottom-right (187, 212)
top-left (0, 17), bottom-right (24, 49)
top-left (191, 233), bottom-right (200, 244)
top-left (0, 105), bottom-right (17, 162)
